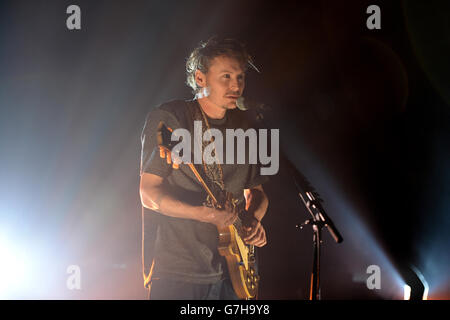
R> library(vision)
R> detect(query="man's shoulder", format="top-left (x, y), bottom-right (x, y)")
top-left (150, 99), bottom-right (191, 116)
top-left (158, 99), bottom-right (189, 112)
top-left (143, 99), bottom-right (192, 127)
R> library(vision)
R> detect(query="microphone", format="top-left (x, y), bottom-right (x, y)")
top-left (236, 96), bottom-right (249, 111)
top-left (236, 96), bottom-right (272, 123)
top-left (237, 96), bottom-right (269, 112)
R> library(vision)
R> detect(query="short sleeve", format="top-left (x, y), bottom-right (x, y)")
top-left (244, 163), bottom-right (270, 189)
top-left (140, 107), bottom-right (180, 178)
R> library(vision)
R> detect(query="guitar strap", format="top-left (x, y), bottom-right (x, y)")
top-left (187, 100), bottom-right (228, 206)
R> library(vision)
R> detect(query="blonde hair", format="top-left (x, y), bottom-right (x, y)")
top-left (185, 36), bottom-right (255, 94)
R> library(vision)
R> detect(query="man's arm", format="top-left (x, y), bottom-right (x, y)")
top-left (243, 184), bottom-right (269, 247)
top-left (244, 184), bottom-right (269, 222)
top-left (140, 172), bottom-right (238, 228)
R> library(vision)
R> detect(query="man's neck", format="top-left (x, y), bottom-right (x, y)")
top-left (197, 97), bottom-right (226, 119)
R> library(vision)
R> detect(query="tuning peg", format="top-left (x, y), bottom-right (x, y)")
top-left (159, 147), bottom-right (166, 159)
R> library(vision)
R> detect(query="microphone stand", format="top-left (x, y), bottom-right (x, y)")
top-left (245, 100), bottom-right (343, 300)
top-left (284, 158), bottom-right (343, 300)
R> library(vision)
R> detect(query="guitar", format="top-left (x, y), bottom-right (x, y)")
top-left (156, 121), bottom-right (260, 299)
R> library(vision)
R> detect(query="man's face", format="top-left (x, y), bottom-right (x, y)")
top-left (195, 55), bottom-right (246, 110)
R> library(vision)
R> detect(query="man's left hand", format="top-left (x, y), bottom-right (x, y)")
top-left (243, 217), bottom-right (267, 247)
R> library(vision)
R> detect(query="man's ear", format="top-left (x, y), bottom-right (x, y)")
top-left (195, 69), bottom-right (206, 89)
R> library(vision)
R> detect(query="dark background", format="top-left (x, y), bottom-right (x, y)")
top-left (0, 0), bottom-right (448, 299)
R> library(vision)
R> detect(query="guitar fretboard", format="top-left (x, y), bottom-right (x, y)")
top-left (233, 211), bottom-right (255, 256)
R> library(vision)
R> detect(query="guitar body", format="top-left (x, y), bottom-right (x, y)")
top-left (217, 223), bottom-right (259, 299)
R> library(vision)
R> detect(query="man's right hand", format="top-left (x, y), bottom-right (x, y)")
top-left (201, 202), bottom-right (238, 228)
top-left (141, 172), bottom-right (239, 227)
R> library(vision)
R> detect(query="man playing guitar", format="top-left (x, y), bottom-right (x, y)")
top-left (139, 37), bottom-right (269, 300)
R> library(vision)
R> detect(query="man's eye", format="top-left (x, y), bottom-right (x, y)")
top-left (223, 74), bottom-right (230, 79)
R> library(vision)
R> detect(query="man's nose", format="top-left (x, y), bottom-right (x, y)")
top-left (230, 78), bottom-right (242, 91)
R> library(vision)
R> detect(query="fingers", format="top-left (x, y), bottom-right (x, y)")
top-left (254, 235), bottom-right (267, 247)
top-left (244, 225), bottom-right (267, 247)
top-left (251, 233), bottom-right (266, 247)
top-left (245, 225), bottom-right (262, 243)
top-left (251, 233), bottom-right (267, 247)
top-left (244, 226), bottom-right (258, 240)
top-left (244, 219), bottom-right (260, 240)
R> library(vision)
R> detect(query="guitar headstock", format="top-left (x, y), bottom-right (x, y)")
top-left (156, 121), bottom-right (181, 169)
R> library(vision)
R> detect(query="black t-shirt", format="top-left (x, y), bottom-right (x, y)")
top-left (140, 99), bottom-right (268, 284)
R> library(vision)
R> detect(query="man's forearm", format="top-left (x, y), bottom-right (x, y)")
top-left (252, 193), bottom-right (268, 222)
top-left (246, 187), bottom-right (269, 222)
top-left (140, 186), bottom-right (209, 223)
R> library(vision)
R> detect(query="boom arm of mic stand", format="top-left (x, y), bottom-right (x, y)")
top-left (302, 192), bottom-right (343, 243)
top-left (283, 153), bottom-right (343, 243)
